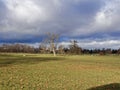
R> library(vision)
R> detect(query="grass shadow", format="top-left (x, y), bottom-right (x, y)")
top-left (87, 83), bottom-right (120, 90)
top-left (0, 54), bottom-right (65, 67)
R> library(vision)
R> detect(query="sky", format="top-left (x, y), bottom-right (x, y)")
top-left (0, 0), bottom-right (120, 49)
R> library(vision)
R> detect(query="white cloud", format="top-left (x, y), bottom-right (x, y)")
top-left (4, 0), bottom-right (51, 23)
top-left (74, 0), bottom-right (120, 36)
top-left (95, 12), bottom-right (112, 27)
top-left (93, 0), bottom-right (118, 30)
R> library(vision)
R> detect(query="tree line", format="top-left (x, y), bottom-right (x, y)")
top-left (0, 42), bottom-right (120, 55)
top-left (0, 33), bottom-right (120, 55)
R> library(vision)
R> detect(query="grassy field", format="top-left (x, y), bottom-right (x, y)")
top-left (0, 53), bottom-right (120, 90)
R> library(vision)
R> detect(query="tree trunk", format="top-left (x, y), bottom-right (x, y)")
top-left (53, 48), bottom-right (56, 56)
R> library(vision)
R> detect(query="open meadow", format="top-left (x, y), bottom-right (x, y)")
top-left (0, 53), bottom-right (120, 90)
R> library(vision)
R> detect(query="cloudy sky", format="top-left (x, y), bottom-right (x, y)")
top-left (0, 0), bottom-right (120, 49)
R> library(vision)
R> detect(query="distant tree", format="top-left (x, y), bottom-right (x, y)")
top-left (82, 49), bottom-right (89, 54)
top-left (0, 44), bottom-right (35, 53)
top-left (58, 45), bottom-right (64, 54)
top-left (63, 48), bottom-right (69, 54)
top-left (69, 40), bottom-right (82, 54)
top-left (112, 49), bottom-right (117, 54)
top-left (39, 44), bottom-right (47, 54)
top-left (117, 48), bottom-right (120, 55)
top-left (99, 48), bottom-right (106, 55)
top-left (44, 33), bottom-right (59, 56)
top-left (105, 49), bottom-right (112, 54)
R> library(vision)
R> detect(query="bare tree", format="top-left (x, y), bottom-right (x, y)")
top-left (39, 44), bottom-right (47, 54)
top-left (58, 45), bottom-right (65, 54)
top-left (44, 33), bottom-right (59, 56)
top-left (69, 40), bottom-right (82, 54)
